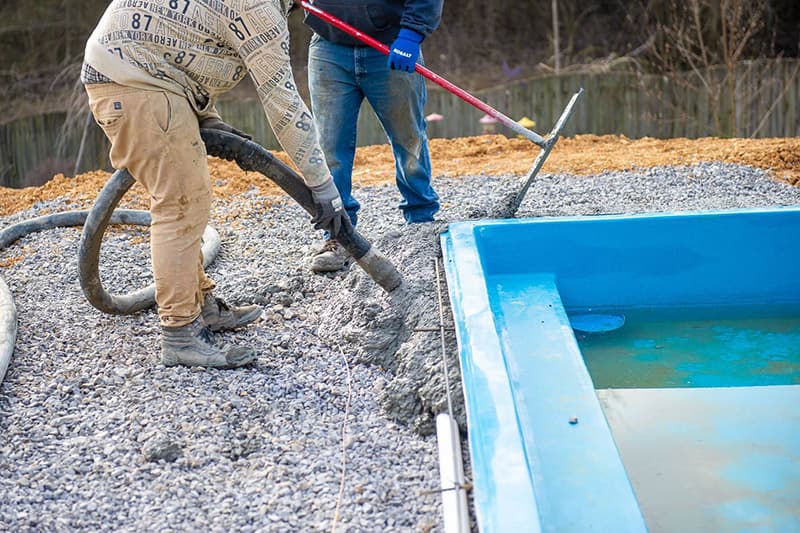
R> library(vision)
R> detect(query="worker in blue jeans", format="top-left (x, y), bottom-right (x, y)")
top-left (304, 0), bottom-right (443, 273)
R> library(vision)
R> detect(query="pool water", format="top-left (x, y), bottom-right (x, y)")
top-left (575, 304), bottom-right (800, 388)
top-left (575, 305), bottom-right (800, 532)
top-left (597, 385), bottom-right (800, 532)
top-left (574, 306), bottom-right (800, 530)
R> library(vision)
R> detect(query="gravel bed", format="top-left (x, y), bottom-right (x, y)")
top-left (1, 162), bottom-right (799, 531)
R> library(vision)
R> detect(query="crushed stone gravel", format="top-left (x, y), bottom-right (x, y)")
top-left (1, 161), bottom-right (799, 531)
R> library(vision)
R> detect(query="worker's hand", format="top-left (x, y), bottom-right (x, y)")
top-left (199, 117), bottom-right (252, 140)
top-left (309, 177), bottom-right (347, 237)
top-left (388, 28), bottom-right (423, 72)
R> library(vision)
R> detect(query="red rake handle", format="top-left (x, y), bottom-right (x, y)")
top-left (299, 0), bottom-right (546, 147)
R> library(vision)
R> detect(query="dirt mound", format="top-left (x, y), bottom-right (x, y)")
top-left (1, 134), bottom-right (798, 217)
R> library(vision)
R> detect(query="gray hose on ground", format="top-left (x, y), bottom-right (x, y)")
top-left (0, 277), bottom-right (16, 383)
top-left (0, 209), bottom-right (146, 383)
top-left (0, 206), bottom-right (215, 381)
top-left (0, 209), bottom-right (145, 249)
top-left (199, 129), bottom-right (403, 292)
top-left (78, 168), bottom-right (220, 315)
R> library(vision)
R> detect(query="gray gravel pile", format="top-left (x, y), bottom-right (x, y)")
top-left (1, 162), bottom-right (798, 531)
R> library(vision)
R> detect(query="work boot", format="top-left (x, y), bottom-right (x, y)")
top-left (201, 293), bottom-right (262, 332)
top-left (161, 317), bottom-right (256, 370)
top-left (310, 239), bottom-right (351, 273)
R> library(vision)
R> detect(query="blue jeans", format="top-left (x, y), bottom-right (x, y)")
top-left (308, 36), bottom-right (440, 228)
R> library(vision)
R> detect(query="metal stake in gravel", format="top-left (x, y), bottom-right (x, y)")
top-left (300, 0), bottom-right (584, 218)
top-left (433, 257), bottom-right (470, 532)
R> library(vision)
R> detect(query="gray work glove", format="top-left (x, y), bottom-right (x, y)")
top-left (199, 117), bottom-right (252, 140)
top-left (309, 177), bottom-right (346, 237)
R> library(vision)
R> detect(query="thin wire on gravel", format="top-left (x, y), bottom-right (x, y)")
top-left (1, 162), bottom-right (799, 531)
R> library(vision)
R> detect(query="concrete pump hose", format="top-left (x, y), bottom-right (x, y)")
top-left (0, 130), bottom-right (401, 381)
top-left (199, 129), bottom-right (403, 292)
top-left (78, 168), bottom-right (220, 315)
top-left (77, 129), bottom-right (400, 317)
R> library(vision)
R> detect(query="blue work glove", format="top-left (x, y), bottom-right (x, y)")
top-left (309, 177), bottom-right (347, 237)
top-left (388, 28), bottom-right (423, 72)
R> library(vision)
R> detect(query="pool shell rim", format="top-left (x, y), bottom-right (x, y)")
top-left (440, 205), bottom-right (800, 532)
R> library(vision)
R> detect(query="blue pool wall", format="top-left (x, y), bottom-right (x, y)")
top-left (475, 208), bottom-right (800, 310)
top-left (443, 220), bottom-right (649, 532)
top-left (441, 207), bottom-right (800, 532)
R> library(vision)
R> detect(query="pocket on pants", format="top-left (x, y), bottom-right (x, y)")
top-left (149, 91), bottom-right (173, 133)
top-left (90, 98), bottom-right (126, 137)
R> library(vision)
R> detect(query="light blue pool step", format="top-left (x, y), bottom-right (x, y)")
top-left (442, 226), bottom-right (646, 532)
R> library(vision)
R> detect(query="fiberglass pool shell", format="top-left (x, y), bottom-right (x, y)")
top-left (441, 207), bottom-right (800, 532)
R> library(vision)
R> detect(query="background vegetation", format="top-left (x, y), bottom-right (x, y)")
top-left (0, 0), bottom-right (798, 187)
top-left (1, 0), bottom-right (798, 122)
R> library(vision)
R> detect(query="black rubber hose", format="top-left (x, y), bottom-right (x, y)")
top-left (200, 129), bottom-right (403, 291)
top-left (199, 129), bottom-right (374, 256)
top-left (1, 131), bottom-right (402, 381)
top-left (0, 208), bottom-right (146, 249)
top-left (78, 169), bottom-right (220, 315)
top-left (77, 130), bottom-right (402, 315)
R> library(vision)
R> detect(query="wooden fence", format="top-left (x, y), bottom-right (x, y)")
top-left (2, 58), bottom-right (798, 189)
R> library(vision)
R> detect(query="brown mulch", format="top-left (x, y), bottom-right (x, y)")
top-left (1, 134), bottom-right (798, 218)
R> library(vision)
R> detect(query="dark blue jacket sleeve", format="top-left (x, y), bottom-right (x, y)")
top-left (400, 0), bottom-right (444, 38)
top-left (305, 0), bottom-right (443, 46)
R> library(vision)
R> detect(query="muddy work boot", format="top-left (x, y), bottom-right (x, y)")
top-left (161, 317), bottom-right (256, 370)
top-left (309, 239), bottom-right (351, 273)
top-left (201, 293), bottom-right (262, 332)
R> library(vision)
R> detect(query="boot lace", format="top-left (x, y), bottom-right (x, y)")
top-left (322, 239), bottom-right (340, 253)
top-left (213, 297), bottom-right (231, 312)
top-left (198, 325), bottom-right (215, 345)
